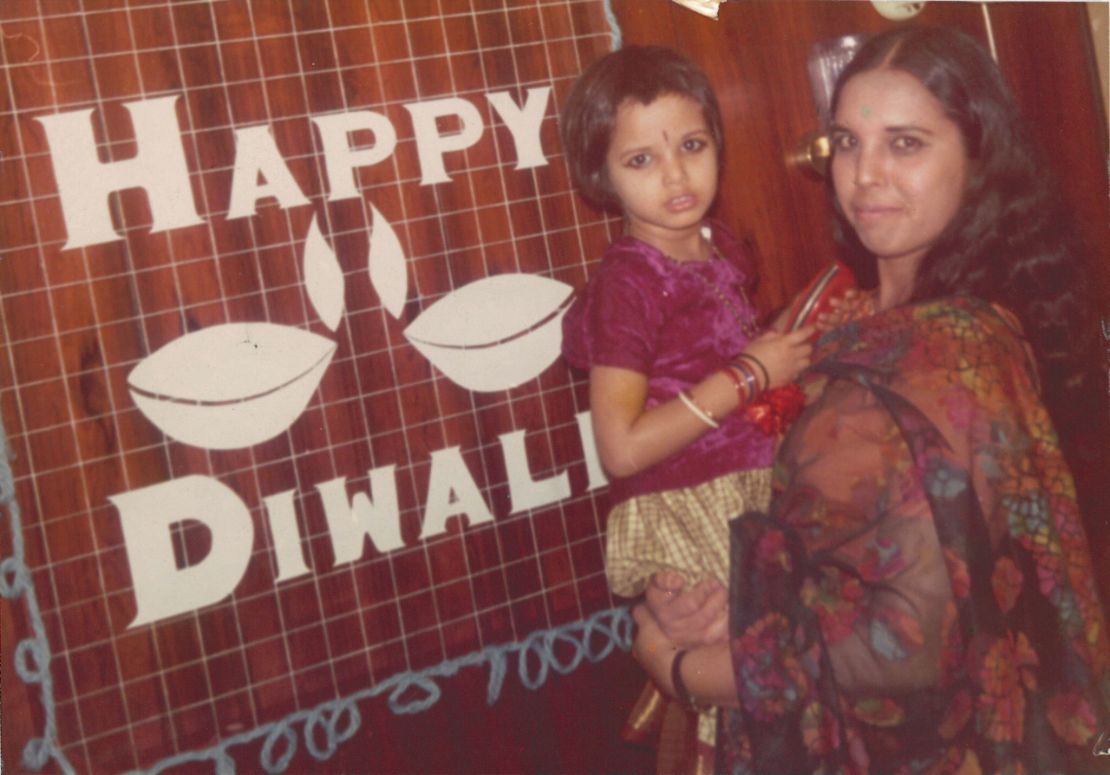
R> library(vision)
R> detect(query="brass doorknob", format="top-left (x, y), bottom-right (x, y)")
top-left (786, 130), bottom-right (831, 178)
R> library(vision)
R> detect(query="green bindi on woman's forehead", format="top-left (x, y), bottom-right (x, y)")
top-left (860, 105), bottom-right (873, 119)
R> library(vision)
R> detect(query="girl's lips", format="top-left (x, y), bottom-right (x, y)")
top-left (665, 194), bottom-right (697, 213)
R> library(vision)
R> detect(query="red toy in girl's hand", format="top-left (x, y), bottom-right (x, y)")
top-left (746, 261), bottom-right (861, 437)
top-left (781, 259), bottom-right (856, 335)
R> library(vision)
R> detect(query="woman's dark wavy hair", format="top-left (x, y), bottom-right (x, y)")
top-left (829, 26), bottom-right (1107, 527)
top-left (560, 45), bottom-right (723, 210)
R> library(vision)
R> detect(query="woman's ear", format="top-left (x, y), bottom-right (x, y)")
top-left (959, 159), bottom-right (986, 204)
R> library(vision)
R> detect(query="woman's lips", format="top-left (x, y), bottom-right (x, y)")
top-left (852, 204), bottom-right (900, 223)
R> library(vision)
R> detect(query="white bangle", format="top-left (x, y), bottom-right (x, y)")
top-left (678, 391), bottom-right (719, 429)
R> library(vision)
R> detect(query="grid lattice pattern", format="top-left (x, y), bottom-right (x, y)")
top-left (0, 1), bottom-right (620, 771)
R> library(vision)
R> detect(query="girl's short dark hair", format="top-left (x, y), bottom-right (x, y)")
top-left (560, 45), bottom-right (723, 209)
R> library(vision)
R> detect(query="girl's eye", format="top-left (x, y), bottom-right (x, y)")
top-left (682, 137), bottom-right (707, 152)
top-left (625, 153), bottom-right (650, 168)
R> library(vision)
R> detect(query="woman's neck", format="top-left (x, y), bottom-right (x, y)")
top-left (875, 256), bottom-right (922, 311)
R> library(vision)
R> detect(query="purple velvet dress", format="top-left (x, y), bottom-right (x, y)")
top-left (562, 220), bottom-right (773, 508)
top-left (563, 220), bottom-right (777, 771)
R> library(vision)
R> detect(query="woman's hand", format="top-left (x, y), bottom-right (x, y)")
top-left (633, 600), bottom-right (739, 707)
top-left (644, 571), bottom-right (728, 647)
top-left (815, 288), bottom-right (875, 330)
top-left (631, 603), bottom-right (679, 696)
top-left (739, 327), bottom-right (814, 390)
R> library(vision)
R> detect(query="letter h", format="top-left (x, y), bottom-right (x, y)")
top-left (36, 95), bottom-right (203, 249)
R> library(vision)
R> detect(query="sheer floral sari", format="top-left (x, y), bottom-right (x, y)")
top-left (719, 296), bottom-right (1110, 774)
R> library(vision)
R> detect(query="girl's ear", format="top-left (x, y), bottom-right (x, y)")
top-left (587, 168), bottom-right (617, 210)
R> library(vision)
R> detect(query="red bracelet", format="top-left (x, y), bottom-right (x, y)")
top-left (745, 383), bottom-right (808, 436)
top-left (735, 353), bottom-right (769, 393)
top-left (728, 360), bottom-right (760, 402)
top-left (718, 366), bottom-right (750, 407)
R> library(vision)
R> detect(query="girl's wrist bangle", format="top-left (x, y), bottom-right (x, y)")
top-left (719, 366), bottom-right (752, 407)
top-left (678, 391), bottom-right (719, 429)
top-left (737, 353), bottom-right (770, 392)
top-left (728, 361), bottom-right (758, 403)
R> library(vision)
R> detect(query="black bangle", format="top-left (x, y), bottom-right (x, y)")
top-left (737, 353), bottom-right (770, 393)
top-left (671, 649), bottom-right (697, 708)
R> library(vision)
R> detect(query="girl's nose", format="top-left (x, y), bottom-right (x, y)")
top-left (661, 154), bottom-right (687, 185)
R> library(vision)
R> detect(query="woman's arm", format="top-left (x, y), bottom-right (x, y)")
top-left (634, 522), bottom-right (950, 709)
top-left (632, 604), bottom-right (738, 707)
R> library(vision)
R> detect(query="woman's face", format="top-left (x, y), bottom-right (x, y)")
top-left (830, 68), bottom-right (969, 273)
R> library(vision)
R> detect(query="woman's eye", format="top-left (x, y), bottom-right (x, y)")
top-left (830, 133), bottom-right (855, 152)
top-left (892, 135), bottom-right (923, 152)
top-left (625, 153), bottom-right (650, 168)
top-left (682, 138), bottom-right (707, 152)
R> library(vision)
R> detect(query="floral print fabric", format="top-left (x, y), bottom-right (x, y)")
top-left (719, 296), bottom-right (1110, 774)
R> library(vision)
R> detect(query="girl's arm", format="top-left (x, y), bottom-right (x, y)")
top-left (589, 365), bottom-right (739, 477)
top-left (589, 327), bottom-right (814, 478)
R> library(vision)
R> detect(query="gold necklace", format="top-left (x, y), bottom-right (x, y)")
top-left (693, 233), bottom-right (760, 339)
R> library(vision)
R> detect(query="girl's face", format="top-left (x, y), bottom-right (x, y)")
top-left (604, 93), bottom-right (719, 248)
top-left (830, 68), bottom-right (969, 273)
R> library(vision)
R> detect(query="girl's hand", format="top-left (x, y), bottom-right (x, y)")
top-left (739, 327), bottom-right (814, 390)
top-left (815, 288), bottom-right (875, 330)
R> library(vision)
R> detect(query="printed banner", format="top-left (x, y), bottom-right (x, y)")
top-left (0, 1), bottom-right (620, 771)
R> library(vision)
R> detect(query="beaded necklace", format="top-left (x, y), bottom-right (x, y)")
top-left (689, 226), bottom-right (759, 339)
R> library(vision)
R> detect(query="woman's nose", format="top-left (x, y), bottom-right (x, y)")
top-left (855, 145), bottom-right (884, 187)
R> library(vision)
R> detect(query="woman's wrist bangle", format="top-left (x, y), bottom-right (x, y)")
top-left (678, 391), bottom-right (719, 429)
top-left (737, 353), bottom-right (770, 392)
top-left (671, 649), bottom-right (700, 708)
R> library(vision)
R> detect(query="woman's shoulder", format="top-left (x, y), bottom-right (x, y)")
top-left (926, 295), bottom-right (1039, 376)
top-left (818, 295), bottom-right (1031, 372)
top-left (912, 296), bottom-right (1026, 342)
top-left (844, 296), bottom-right (1040, 391)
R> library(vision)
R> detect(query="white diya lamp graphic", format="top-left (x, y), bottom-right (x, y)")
top-left (403, 273), bottom-right (574, 393)
top-left (127, 207), bottom-right (574, 450)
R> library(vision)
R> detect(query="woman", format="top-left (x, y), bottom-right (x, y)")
top-left (632, 27), bottom-right (1110, 774)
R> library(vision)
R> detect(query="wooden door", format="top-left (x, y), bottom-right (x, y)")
top-left (612, 0), bottom-right (1108, 311)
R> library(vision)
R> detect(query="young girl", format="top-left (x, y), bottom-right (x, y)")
top-left (559, 45), bottom-right (814, 772)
